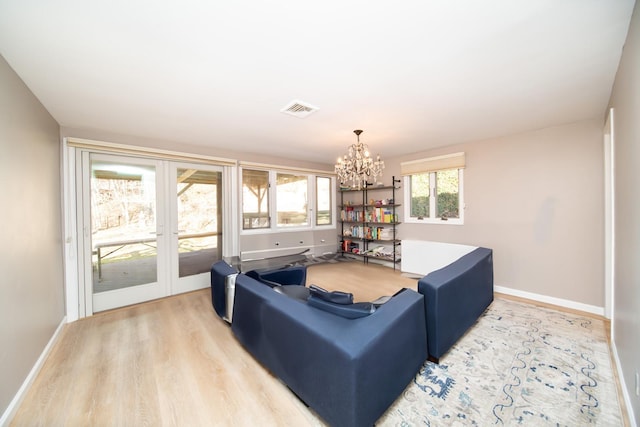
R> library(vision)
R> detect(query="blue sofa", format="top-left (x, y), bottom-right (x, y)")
top-left (417, 247), bottom-right (494, 362)
top-left (229, 271), bottom-right (427, 427)
top-left (210, 248), bottom-right (494, 425)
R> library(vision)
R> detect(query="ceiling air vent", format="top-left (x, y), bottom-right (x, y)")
top-left (280, 100), bottom-right (319, 119)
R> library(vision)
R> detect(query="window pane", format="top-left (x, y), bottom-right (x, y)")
top-left (436, 169), bottom-right (459, 219)
top-left (277, 173), bottom-right (308, 227)
top-left (177, 168), bottom-right (222, 277)
top-left (316, 176), bottom-right (332, 225)
top-left (242, 169), bottom-right (270, 229)
top-left (410, 173), bottom-right (430, 218)
top-left (91, 160), bottom-right (157, 291)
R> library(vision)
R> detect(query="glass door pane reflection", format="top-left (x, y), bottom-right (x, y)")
top-left (176, 168), bottom-right (222, 278)
top-left (91, 160), bottom-right (158, 293)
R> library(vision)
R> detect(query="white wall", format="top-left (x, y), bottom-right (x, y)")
top-left (0, 55), bottom-right (65, 419)
top-left (386, 119), bottom-right (605, 309)
top-left (608, 2), bottom-right (640, 423)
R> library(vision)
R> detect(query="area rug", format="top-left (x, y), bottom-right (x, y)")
top-left (377, 298), bottom-right (623, 426)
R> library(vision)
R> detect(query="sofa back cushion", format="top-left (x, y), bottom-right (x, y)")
top-left (307, 295), bottom-right (375, 319)
top-left (308, 284), bottom-right (353, 304)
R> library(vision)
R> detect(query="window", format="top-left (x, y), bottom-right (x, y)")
top-left (401, 153), bottom-right (465, 224)
top-left (242, 169), bottom-right (269, 229)
top-left (276, 173), bottom-right (308, 227)
top-left (409, 172), bottom-right (430, 218)
top-left (316, 176), bottom-right (332, 226)
top-left (241, 168), bottom-right (334, 232)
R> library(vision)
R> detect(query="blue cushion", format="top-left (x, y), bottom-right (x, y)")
top-left (274, 285), bottom-right (310, 302)
top-left (309, 284), bottom-right (353, 305)
top-left (307, 295), bottom-right (375, 319)
top-left (245, 265), bottom-right (307, 288)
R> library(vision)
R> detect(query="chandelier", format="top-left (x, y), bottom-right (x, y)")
top-left (334, 129), bottom-right (385, 190)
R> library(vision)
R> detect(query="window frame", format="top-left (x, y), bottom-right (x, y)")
top-left (240, 166), bottom-right (336, 234)
top-left (403, 168), bottom-right (464, 225)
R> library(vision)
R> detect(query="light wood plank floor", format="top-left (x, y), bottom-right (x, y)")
top-left (10, 261), bottom-right (627, 426)
top-left (10, 262), bottom-right (411, 427)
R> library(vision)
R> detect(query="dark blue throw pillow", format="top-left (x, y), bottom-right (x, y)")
top-left (309, 284), bottom-right (354, 305)
top-left (307, 295), bottom-right (376, 319)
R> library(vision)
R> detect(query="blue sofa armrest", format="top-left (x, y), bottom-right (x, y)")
top-left (418, 247), bottom-right (493, 361)
top-left (210, 260), bottom-right (239, 319)
top-left (232, 274), bottom-right (427, 427)
top-left (245, 265), bottom-right (307, 287)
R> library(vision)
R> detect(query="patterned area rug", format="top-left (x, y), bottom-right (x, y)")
top-left (377, 298), bottom-right (622, 426)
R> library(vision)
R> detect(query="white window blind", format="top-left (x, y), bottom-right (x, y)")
top-left (400, 152), bottom-right (465, 175)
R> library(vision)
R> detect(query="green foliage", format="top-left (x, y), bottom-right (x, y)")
top-left (411, 193), bottom-right (458, 218)
top-left (410, 196), bottom-right (429, 217)
top-left (409, 169), bottom-right (460, 219)
top-left (437, 192), bottom-right (459, 218)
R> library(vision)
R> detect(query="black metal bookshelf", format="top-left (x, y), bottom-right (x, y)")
top-left (338, 176), bottom-right (401, 269)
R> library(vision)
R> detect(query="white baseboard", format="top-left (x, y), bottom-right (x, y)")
top-left (494, 285), bottom-right (604, 316)
top-left (0, 316), bottom-right (67, 427)
top-left (611, 340), bottom-right (638, 427)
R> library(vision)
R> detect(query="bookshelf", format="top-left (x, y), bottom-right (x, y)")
top-left (338, 176), bottom-right (401, 269)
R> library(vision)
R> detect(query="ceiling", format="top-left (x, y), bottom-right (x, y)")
top-left (0, 1), bottom-right (635, 165)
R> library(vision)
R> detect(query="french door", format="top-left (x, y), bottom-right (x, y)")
top-left (82, 152), bottom-right (223, 313)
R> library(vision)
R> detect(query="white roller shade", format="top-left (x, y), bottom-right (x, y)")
top-left (400, 152), bottom-right (465, 175)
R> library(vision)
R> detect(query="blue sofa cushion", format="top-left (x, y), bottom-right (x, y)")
top-left (273, 284), bottom-right (310, 302)
top-left (245, 265), bottom-right (307, 288)
top-left (309, 284), bottom-right (353, 304)
top-left (307, 295), bottom-right (375, 319)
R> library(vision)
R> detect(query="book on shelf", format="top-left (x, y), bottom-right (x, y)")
top-left (341, 207), bottom-right (364, 222)
top-left (344, 225), bottom-right (393, 240)
top-left (347, 207), bottom-right (398, 223)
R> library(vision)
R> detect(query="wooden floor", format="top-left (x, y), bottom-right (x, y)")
top-left (10, 262), bottom-right (411, 427)
top-left (9, 261), bottom-right (627, 426)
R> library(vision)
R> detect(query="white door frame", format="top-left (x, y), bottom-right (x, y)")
top-left (62, 138), bottom-right (238, 320)
top-left (603, 108), bottom-right (615, 325)
top-left (82, 152), bottom-right (169, 313)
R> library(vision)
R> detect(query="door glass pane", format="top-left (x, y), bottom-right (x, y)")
top-left (242, 169), bottom-right (270, 229)
top-left (277, 173), bottom-right (308, 227)
top-left (410, 173), bottom-right (430, 218)
top-left (316, 176), bottom-right (332, 225)
top-left (177, 168), bottom-right (222, 278)
top-left (91, 160), bottom-right (157, 292)
top-left (436, 169), bottom-right (459, 219)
